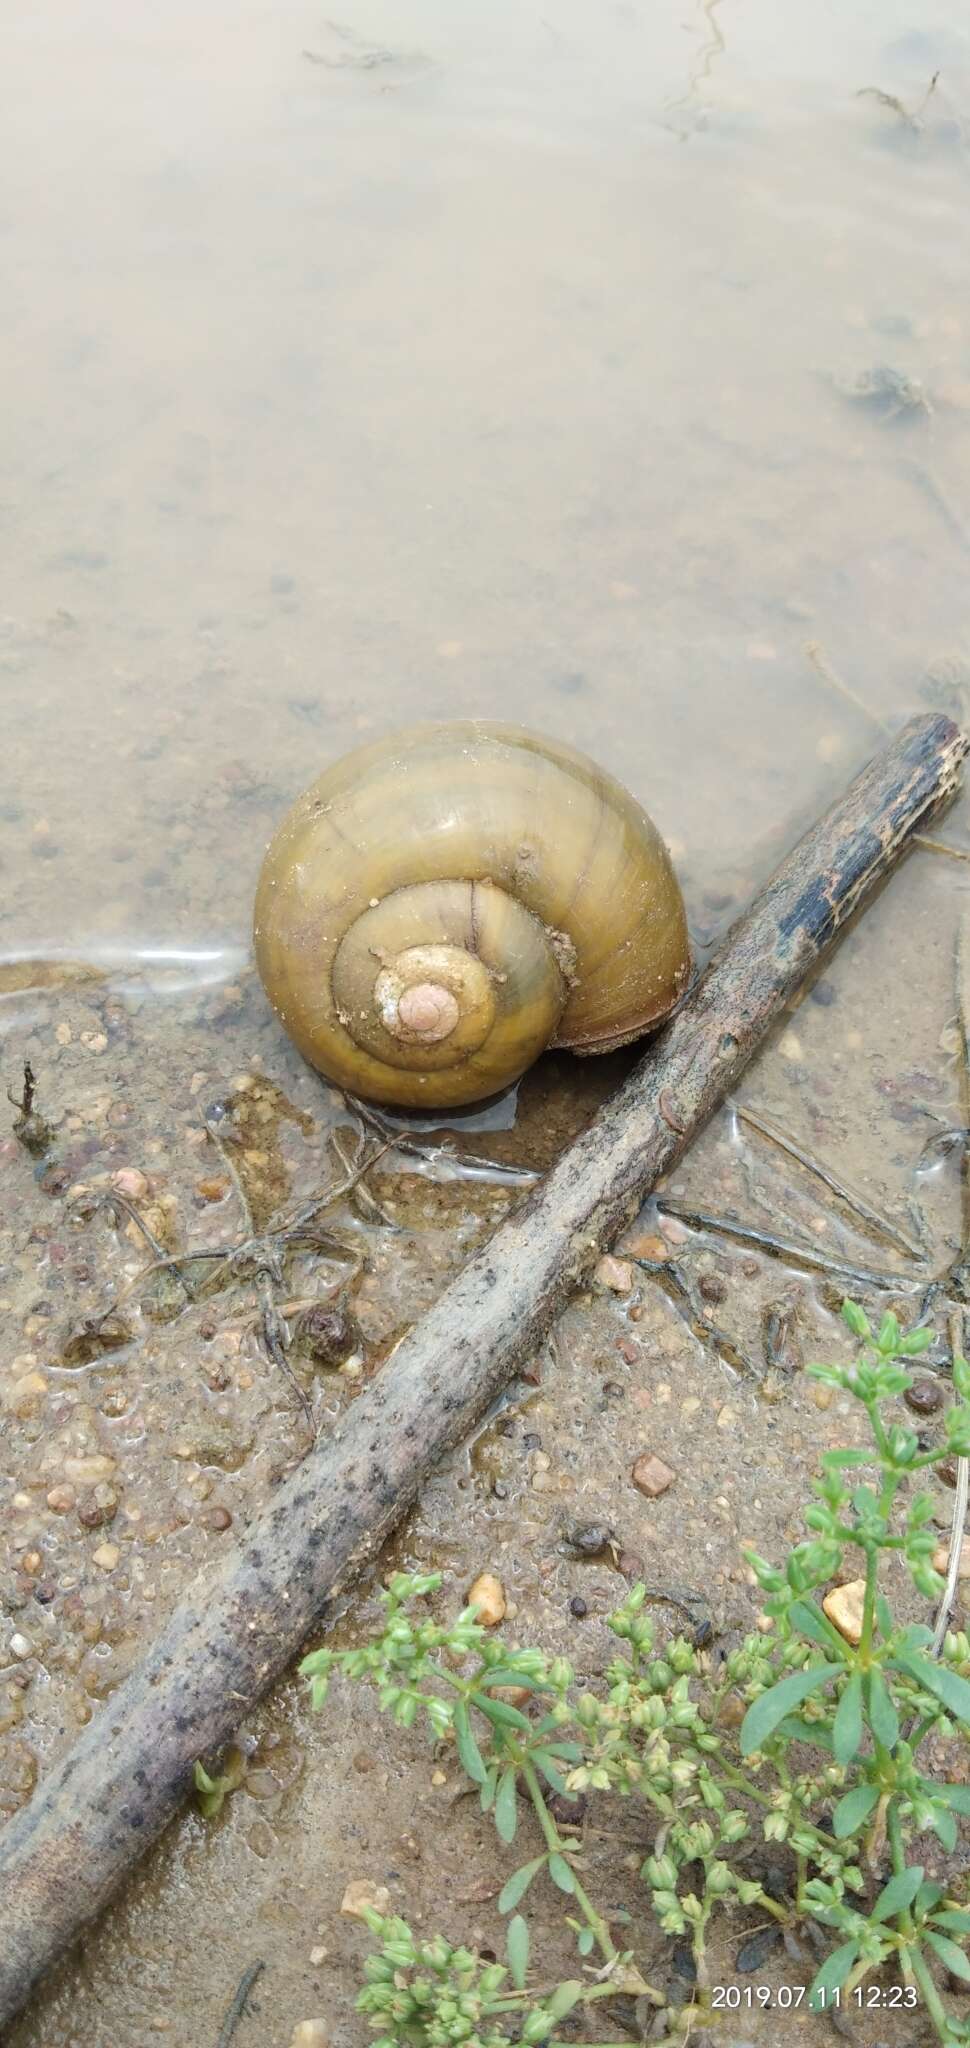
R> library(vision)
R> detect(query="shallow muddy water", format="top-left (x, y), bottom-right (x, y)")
top-left (2, 2), bottom-right (970, 2043)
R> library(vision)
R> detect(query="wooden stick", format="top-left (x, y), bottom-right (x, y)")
top-left (0, 713), bottom-right (964, 2029)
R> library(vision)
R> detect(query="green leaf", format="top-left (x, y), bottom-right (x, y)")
top-left (546, 1981), bottom-right (584, 2020)
top-left (740, 1663), bottom-right (842, 1754)
top-left (821, 1449), bottom-right (875, 1469)
top-left (833, 1672), bottom-right (864, 1765)
top-left (933, 1910), bottom-right (970, 1936)
top-left (935, 1781), bottom-right (970, 1816)
top-left (877, 1310), bottom-right (901, 1353)
top-left (925, 1931), bottom-right (970, 1982)
top-left (498, 1858), bottom-right (546, 1914)
top-left (895, 1652), bottom-right (970, 1727)
top-left (932, 1805), bottom-right (958, 1852)
top-left (495, 1769), bottom-right (519, 1844)
top-left (788, 1600), bottom-right (850, 1655)
top-left (808, 1940), bottom-right (860, 2010)
top-left (480, 1765), bottom-right (498, 1813)
top-left (453, 1700), bottom-right (488, 1786)
top-left (875, 1594), bottom-right (894, 1637)
top-left (867, 1669), bottom-right (899, 1750)
top-left (481, 1669), bottom-right (545, 1691)
top-left (832, 1783), bottom-right (878, 1839)
top-left (532, 1753), bottom-right (569, 1795)
top-left (507, 1914), bottom-right (530, 1990)
top-left (871, 1865), bottom-right (924, 1923)
top-left (842, 1301), bottom-right (870, 1340)
top-left (777, 1716), bottom-right (834, 1752)
top-left (548, 1852), bottom-right (575, 1894)
top-left (474, 1695), bottom-right (533, 1731)
top-left (577, 1927), bottom-right (595, 1957)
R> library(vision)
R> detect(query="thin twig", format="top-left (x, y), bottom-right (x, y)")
top-left (216, 1958), bottom-right (265, 2047)
top-left (655, 1198), bottom-right (922, 1292)
top-left (735, 1102), bottom-right (925, 1261)
top-left (803, 641), bottom-right (887, 732)
top-left (257, 1273), bottom-right (316, 1445)
top-left (205, 1119), bottom-right (256, 1234)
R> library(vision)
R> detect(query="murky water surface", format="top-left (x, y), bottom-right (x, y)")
top-left (2, 3), bottom-right (970, 2043)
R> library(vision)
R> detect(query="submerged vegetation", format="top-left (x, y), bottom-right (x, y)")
top-left (301, 1304), bottom-right (970, 2044)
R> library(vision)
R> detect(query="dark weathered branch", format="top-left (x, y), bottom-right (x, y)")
top-left (0, 713), bottom-right (964, 2028)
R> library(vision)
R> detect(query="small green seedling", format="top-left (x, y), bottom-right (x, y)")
top-left (297, 1303), bottom-right (970, 2044)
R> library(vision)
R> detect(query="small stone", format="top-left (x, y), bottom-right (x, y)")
top-left (939, 1457), bottom-right (961, 1489)
top-left (631, 1453), bottom-right (676, 1498)
top-left (621, 1233), bottom-right (669, 1264)
top-left (309, 1945), bottom-right (328, 1966)
top-left (812, 1384), bottom-right (834, 1410)
top-left (594, 1255), bottom-right (633, 1294)
top-left (296, 1303), bottom-right (363, 1369)
top-left (92, 1543), bottom-right (120, 1571)
top-left (289, 2025), bottom-right (329, 2048)
top-left (822, 1578), bottom-right (866, 1646)
top-left (569, 1596), bottom-right (588, 1619)
top-left (111, 1167), bottom-right (149, 1201)
top-left (810, 979), bottom-right (837, 1007)
top-left (431, 1769), bottom-right (447, 1786)
top-left (46, 1485), bottom-right (75, 1513)
top-left (904, 1378), bottom-right (944, 1416)
top-left (932, 1537), bottom-right (970, 1578)
top-left (76, 1484), bottom-right (118, 1528)
top-left (8, 1635), bottom-right (32, 1661)
top-left (195, 1177), bottom-right (229, 1204)
top-left (467, 1572), bottom-right (506, 1625)
top-left (4, 1372), bottom-right (47, 1418)
top-left (340, 1879), bottom-right (390, 1920)
top-left (200, 1504), bottom-right (233, 1532)
top-left (63, 1455), bottom-right (117, 1486)
top-left (698, 1272), bottom-right (727, 1304)
top-left (562, 1523), bottom-right (614, 1558)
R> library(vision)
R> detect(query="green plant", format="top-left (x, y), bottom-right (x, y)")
top-left (301, 1304), bottom-right (970, 2045)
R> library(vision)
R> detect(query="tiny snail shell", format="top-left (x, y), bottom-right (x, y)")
top-left (253, 721), bottom-right (689, 1110)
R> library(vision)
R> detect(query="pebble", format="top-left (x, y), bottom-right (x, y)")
top-left (289, 2026), bottom-right (329, 2048)
top-left (467, 1572), bottom-right (506, 1625)
top-left (92, 1543), bottom-right (120, 1571)
top-left (4, 1373), bottom-right (47, 1418)
top-left (569, 1596), bottom-right (588, 1619)
top-left (621, 1233), bottom-right (668, 1264)
top-left (111, 1167), bottom-right (149, 1201)
top-left (594, 1255), bottom-right (633, 1294)
top-left (822, 1579), bottom-right (866, 1646)
top-left (46, 1485), bottom-right (75, 1513)
top-left (76, 1484), bottom-right (118, 1528)
top-left (904, 1378), bottom-right (944, 1416)
top-left (199, 1505), bottom-right (233, 1532)
top-left (932, 1537), bottom-right (970, 1578)
top-left (8, 1635), bottom-right (32, 1661)
top-left (698, 1272), bottom-right (727, 1305)
top-left (195, 1177), bottom-right (229, 1204)
top-left (631, 1453), bottom-right (676, 1498)
top-left (63, 1455), bottom-right (117, 1486)
top-left (340, 1879), bottom-right (390, 1919)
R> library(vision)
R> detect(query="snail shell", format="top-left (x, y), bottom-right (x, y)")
top-left (253, 721), bottom-right (689, 1110)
